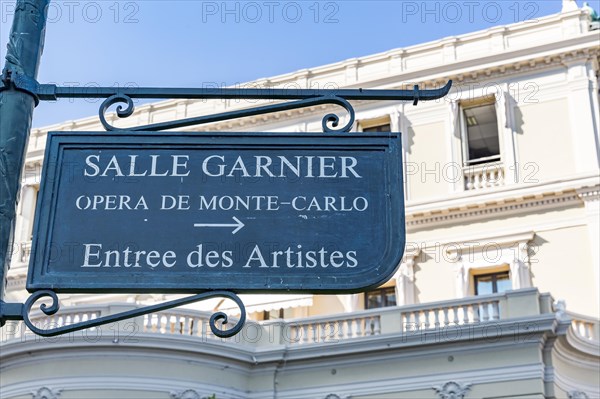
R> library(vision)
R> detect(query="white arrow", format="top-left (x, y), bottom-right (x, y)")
top-left (194, 216), bottom-right (245, 235)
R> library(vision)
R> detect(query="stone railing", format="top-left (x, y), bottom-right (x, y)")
top-left (464, 162), bottom-right (505, 190)
top-left (398, 294), bottom-right (501, 332)
top-left (1, 305), bottom-right (102, 342)
top-left (284, 309), bottom-right (381, 345)
top-left (569, 311), bottom-right (600, 342)
top-left (0, 289), bottom-right (575, 346)
top-left (142, 308), bottom-right (230, 340)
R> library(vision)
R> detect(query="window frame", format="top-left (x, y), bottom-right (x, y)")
top-left (459, 98), bottom-right (502, 167)
top-left (473, 270), bottom-right (511, 295)
top-left (358, 115), bottom-right (391, 133)
top-left (364, 286), bottom-right (397, 309)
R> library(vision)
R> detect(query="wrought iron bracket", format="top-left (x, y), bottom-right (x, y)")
top-left (0, 79), bottom-right (452, 132)
top-left (1, 290), bottom-right (246, 338)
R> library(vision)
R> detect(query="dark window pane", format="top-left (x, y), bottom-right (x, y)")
top-left (385, 291), bottom-right (397, 307)
top-left (366, 292), bottom-right (383, 309)
top-left (464, 104), bottom-right (500, 164)
top-left (363, 124), bottom-right (391, 133)
top-left (365, 287), bottom-right (396, 309)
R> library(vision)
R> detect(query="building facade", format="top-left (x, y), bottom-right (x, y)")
top-left (1, 4), bottom-right (599, 399)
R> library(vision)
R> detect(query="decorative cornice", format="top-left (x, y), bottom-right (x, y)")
top-left (577, 186), bottom-right (600, 202)
top-left (407, 190), bottom-right (580, 228)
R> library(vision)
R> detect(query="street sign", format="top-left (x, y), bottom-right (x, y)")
top-left (27, 131), bottom-right (405, 294)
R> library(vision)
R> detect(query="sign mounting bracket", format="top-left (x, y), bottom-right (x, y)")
top-left (0, 74), bottom-right (452, 337)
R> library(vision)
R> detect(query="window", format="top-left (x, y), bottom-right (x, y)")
top-left (359, 115), bottom-right (391, 133)
top-left (365, 287), bottom-right (396, 309)
top-left (461, 101), bottom-right (500, 166)
top-left (474, 271), bottom-right (511, 295)
top-left (262, 308), bottom-right (285, 320)
top-left (362, 123), bottom-right (391, 133)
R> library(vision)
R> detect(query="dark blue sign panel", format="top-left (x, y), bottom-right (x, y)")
top-left (27, 132), bottom-right (405, 293)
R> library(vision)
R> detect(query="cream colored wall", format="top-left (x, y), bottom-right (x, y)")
top-left (405, 121), bottom-right (448, 201)
top-left (308, 294), bottom-right (346, 316)
top-left (531, 225), bottom-right (598, 317)
top-left (411, 250), bottom-right (456, 304)
top-left (515, 98), bottom-right (576, 181)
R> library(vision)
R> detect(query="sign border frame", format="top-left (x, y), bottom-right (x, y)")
top-left (26, 131), bottom-right (405, 294)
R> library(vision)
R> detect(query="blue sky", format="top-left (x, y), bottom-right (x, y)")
top-left (0, 1), bottom-right (576, 127)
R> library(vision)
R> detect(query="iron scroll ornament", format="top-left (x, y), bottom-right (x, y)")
top-left (22, 290), bottom-right (246, 338)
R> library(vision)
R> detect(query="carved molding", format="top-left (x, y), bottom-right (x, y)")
top-left (568, 391), bottom-right (589, 399)
top-left (577, 186), bottom-right (600, 202)
top-left (394, 248), bottom-right (420, 306)
top-left (432, 381), bottom-right (473, 399)
top-left (170, 390), bottom-right (217, 399)
top-left (407, 192), bottom-right (580, 228)
top-left (31, 387), bottom-right (62, 399)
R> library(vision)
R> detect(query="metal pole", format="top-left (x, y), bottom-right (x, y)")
top-left (0, 0), bottom-right (49, 326)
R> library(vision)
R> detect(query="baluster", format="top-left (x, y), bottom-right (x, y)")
top-left (191, 317), bottom-right (198, 336)
top-left (201, 318), bottom-right (208, 339)
top-left (180, 316), bottom-right (187, 335)
top-left (165, 314), bottom-right (172, 334)
top-left (311, 323), bottom-right (318, 343)
top-left (481, 302), bottom-right (490, 322)
top-left (177, 315), bottom-right (183, 334)
top-left (355, 318), bottom-right (364, 337)
top-left (186, 316), bottom-right (192, 335)
top-left (173, 315), bottom-right (179, 334)
top-left (442, 307), bottom-right (450, 326)
top-left (142, 315), bottom-right (149, 333)
top-left (169, 315), bottom-right (176, 334)
top-left (474, 173), bottom-right (482, 189)
top-left (490, 301), bottom-right (499, 321)
top-left (338, 320), bottom-right (346, 339)
top-left (413, 311), bottom-right (421, 330)
top-left (301, 324), bottom-right (309, 344)
top-left (473, 304), bottom-right (480, 323)
top-left (584, 323), bottom-right (592, 340)
top-left (462, 305), bottom-right (470, 324)
top-left (373, 317), bottom-right (381, 335)
top-left (433, 309), bottom-right (440, 328)
top-left (423, 310), bottom-right (431, 329)
top-left (320, 322), bottom-right (327, 342)
top-left (451, 306), bottom-right (459, 325)
top-left (159, 315), bottom-right (167, 334)
top-left (333, 321), bottom-right (340, 339)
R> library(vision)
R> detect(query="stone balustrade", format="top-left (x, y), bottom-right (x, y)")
top-left (2, 289), bottom-right (597, 349)
top-left (569, 311), bottom-right (600, 342)
top-left (464, 162), bottom-right (505, 190)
